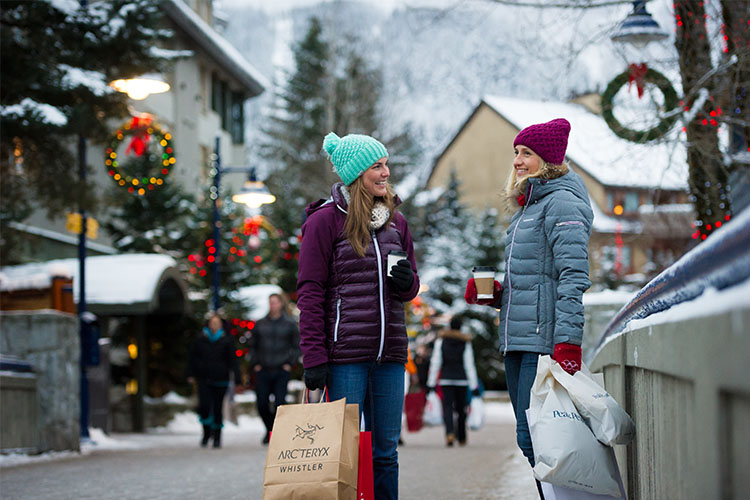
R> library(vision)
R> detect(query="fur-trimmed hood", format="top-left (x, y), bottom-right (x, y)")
top-left (504, 162), bottom-right (570, 211)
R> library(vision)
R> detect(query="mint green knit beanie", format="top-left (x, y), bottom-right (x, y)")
top-left (322, 132), bottom-right (389, 186)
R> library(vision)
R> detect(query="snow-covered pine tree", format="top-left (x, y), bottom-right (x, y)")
top-left (0, 0), bottom-right (169, 263)
top-left (420, 169), bottom-right (479, 315)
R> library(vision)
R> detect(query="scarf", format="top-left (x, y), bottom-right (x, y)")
top-left (340, 186), bottom-right (391, 230)
top-left (203, 327), bottom-right (224, 343)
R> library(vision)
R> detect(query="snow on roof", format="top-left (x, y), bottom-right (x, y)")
top-left (483, 96), bottom-right (689, 191)
top-left (164, 0), bottom-right (269, 96)
top-left (0, 254), bottom-right (186, 313)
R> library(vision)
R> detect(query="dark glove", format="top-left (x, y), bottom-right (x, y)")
top-left (390, 259), bottom-right (415, 291)
top-left (472, 388), bottom-right (480, 397)
top-left (304, 363), bottom-right (329, 391)
top-left (464, 278), bottom-right (502, 306)
top-left (425, 386), bottom-right (434, 395)
top-left (552, 343), bottom-right (582, 375)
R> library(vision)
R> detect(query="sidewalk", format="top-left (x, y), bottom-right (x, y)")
top-left (0, 402), bottom-right (538, 499)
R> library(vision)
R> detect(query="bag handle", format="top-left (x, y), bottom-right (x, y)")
top-left (303, 387), bottom-right (329, 404)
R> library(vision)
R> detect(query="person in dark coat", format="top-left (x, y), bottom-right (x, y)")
top-left (250, 293), bottom-right (300, 445)
top-left (465, 118), bottom-right (593, 499)
top-left (186, 313), bottom-right (241, 448)
top-left (426, 316), bottom-right (479, 447)
top-left (297, 132), bottom-right (420, 500)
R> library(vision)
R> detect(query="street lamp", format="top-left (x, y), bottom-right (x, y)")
top-left (210, 136), bottom-right (275, 312)
top-left (69, 72), bottom-right (173, 438)
top-left (108, 73), bottom-right (170, 101)
top-left (611, 0), bottom-right (668, 48)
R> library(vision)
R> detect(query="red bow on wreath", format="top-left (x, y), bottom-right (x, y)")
top-left (627, 63), bottom-right (649, 99)
top-left (125, 115), bottom-right (153, 157)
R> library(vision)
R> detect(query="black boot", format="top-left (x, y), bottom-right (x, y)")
top-left (212, 428), bottom-right (222, 448)
top-left (535, 480), bottom-right (545, 500)
top-left (201, 425), bottom-right (211, 447)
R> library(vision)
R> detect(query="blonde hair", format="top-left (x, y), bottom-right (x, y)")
top-left (503, 158), bottom-right (570, 204)
top-left (344, 177), bottom-right (396, 257)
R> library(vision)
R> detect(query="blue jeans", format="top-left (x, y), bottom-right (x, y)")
top-left (504, 351), bottom-right (539, 466)
top-left (329, 362), bottom-right (405, 500)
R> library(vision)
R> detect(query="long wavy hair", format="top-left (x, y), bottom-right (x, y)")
top-left (344, 176), bottom-right (397, 257)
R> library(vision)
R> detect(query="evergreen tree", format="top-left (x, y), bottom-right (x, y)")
top-left (101, 154), bottom-right (200, 255)
top-left (0, 0), bottom-right (169, 263)
top-left (420, 170), bottom-right (479, 315)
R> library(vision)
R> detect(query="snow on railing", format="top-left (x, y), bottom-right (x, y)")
top-left (595, 207), bottom-right (750, 353)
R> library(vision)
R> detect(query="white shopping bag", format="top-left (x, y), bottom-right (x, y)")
top-left (549, 360), bottom-right (635, 446)
top-left (467, 396), bottom-right (485, 431)
top-left (423, 391), bottom-right (443, 426)
top-left (529, 356), bottom-right (622, 497)
top-left (540, 476), bottom-right (626, 500)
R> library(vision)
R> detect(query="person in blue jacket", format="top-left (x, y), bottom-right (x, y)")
top-left (464, 118), bottom-right (593, 499)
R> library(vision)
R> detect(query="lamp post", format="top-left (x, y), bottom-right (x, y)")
top-left (210, 136), bottom-right (276, 312)
top-left (71, 73), bottom-right (174, 438)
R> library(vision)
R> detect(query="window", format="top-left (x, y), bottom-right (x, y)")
top-left (231, 91), bottom-right (244, 144)
top-left (211, 73), bottom-right (245, 144)
top-left (607, 192), bottom-right (615, 211)
top-left (624, 192), bottom-right (639, 213)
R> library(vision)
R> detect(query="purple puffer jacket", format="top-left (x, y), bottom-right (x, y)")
top-left (297, 183), bottom-right (420, 369)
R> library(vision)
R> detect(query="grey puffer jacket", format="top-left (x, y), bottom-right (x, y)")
top-left (498, 167), bottom-right (593, 354)
top-left (297, 183), bottom-right (420, 368)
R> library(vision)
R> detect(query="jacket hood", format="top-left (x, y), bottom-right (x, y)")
top-left (304, 182), bottom-right (402, 217)
top-left (527, 168), bottom-right (590, 207)
top-left (439, 329), bottom-right (472, 342)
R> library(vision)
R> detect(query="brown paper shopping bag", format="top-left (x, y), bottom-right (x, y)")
top-left (263, 397), bottom-right (359, 500)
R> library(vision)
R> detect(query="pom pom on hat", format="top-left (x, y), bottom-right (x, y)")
top-left (323, 132), bottom-right (340, 157)
top-left (321, 132), bottom-right (389, 186)
top-left (513, 118), bottom-right (571, 165)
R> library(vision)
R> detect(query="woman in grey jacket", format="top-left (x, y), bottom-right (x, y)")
top-left (464, 118), bottom-right (593, 498)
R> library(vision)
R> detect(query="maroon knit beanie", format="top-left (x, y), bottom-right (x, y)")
top-left (513, 118), bottom-right (571, 165)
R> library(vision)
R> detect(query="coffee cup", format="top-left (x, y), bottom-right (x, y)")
top-left (472, 266), bottom-right (496, 299)
top-left (387, 251), bottom-right (408, 277)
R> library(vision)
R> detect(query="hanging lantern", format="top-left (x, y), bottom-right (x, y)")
top-left (611, 1), bottom-right (668, 49)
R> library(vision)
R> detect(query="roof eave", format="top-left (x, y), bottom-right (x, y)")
top-left (162, 0), bottom-right (267, 97)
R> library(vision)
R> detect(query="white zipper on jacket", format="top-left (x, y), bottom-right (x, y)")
top-left (372, 230), bottom-right (386, 361)
top-left (503, 183), bottom-right (533, 355)
top-left (334, 297), bottom-right (342, 342)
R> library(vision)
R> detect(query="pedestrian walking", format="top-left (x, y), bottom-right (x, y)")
top-left (426, 316), bottom-right (479, 447)
top-left (250, 293), bottom-right (300, 445)
top-left (297, 132), bottom-right (421, 500)
top-left (464, 118), bottom-right (593, 498)
top-left (186, 313), bottom-right (241, 448)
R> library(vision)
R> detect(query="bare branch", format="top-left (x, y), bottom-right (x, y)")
top-left (481, 0), bottom-right (638, 8)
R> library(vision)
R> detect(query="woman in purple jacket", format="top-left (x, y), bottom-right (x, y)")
top-left (297, 132), bottom-right (420, 500)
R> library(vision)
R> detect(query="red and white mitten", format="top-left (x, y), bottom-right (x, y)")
top-left (552, 342), bottom-right (582, 375)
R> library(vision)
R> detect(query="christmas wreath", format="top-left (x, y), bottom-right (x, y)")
top-left (104, 115), bottom-right (175, 195)
top-left (601, 64), bottom-right (679, 143)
